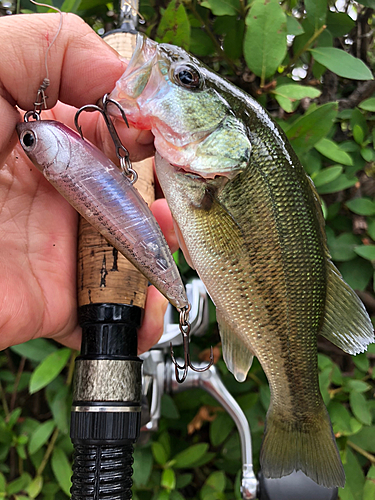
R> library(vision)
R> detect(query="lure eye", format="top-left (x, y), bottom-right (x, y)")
top-left (21, 130), bottom-right (36, 151)
top-left (174, 64), bottom-right (202, 89)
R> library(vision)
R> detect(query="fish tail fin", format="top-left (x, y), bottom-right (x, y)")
top-left (260, 404), bottom-right (345, 488)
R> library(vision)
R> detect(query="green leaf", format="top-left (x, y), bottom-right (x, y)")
top-left (353, 353), bottom-right (370, 373)
top-left (214, 16), bottom-right (245, 60)
top-left (286, 102), bottom-right (338, 155)
top-left (161, 468), bottom-right (176, 490)
top-left (358, 0), bottom-right (375, 7)
top-left (346, 198), bottom-right (375, 216)
top-left (302, 149), bottom-right (322, 175)
top-left (210, 412), bottom-right (234, 446)
top-left (25, 476), bottom-right (43, 499)
top-left (315, 138), bottom-right (353, 166)
top-left (353, 124), bottom-right (365, 145)
top-left (326, 11), bottom-right (355, 37)
top-left (305, 0), bottom-right (327, 31)
top-left (359, 98), bottom-right (375, 112)
top-left (48, 385), bottom-right (70, 435)
top-left (6, 473), bottom-right (31, 495)
top-left (350, 391), bottom-right (372, 425)
top-left (260, 385), bottom-right (270, 411)
top-left (29, 348), bottom-right (71, 394)
top-left (312, 166), bottom-right (342, 187)
top-left (310, 47), bottom-right (373, 80)
top-left (273, 84), bottom-right (321, 113)
top-left (155, 0), bottom-right (190, 50)
top-left (8, 407), bottom-right (22, 429)
top-left (133, 447), bottom-right (153, 487)
top-left (354, 245), bottom-right (375, 261)
top-left (316, 173), bottom-right (358, 194)
top-left (286, 15), bottom-right (304, 36)
top-left (363, 465), bottom-right (375, 500)
top-left (200, 0), bottom-right (239, 16)
top-left (350, 426), bottom-right (375, 453)
top-left (173, 443), bottom-right (209, 469)
top-left (338, 257), bottom-right (373, 291)
top-left (346, 380), bottom-right (371, 393)
top-left (351, 108), bottom-right (369, 138)
top-left (28, 420), bottom-right (55, 455)
top-left (157, 491), bottom-right (170, 500)
top-left (161, 394), bottom-right (180, 419)
top-left (51, 447), bottom-right (72, 496)
top-left (328, 232), bottom-right (361, 262)
top-left (205, 470), bottom-right (226, 492)
top-left (319, 367), bottom-right (331, 406)
top-left (152, 442), bottom-right (168, 466)
top-left (342, 448), bottom-right (365, 500)
top-left (60, 0), bottom-right (81, 13)
top-left (361, 148), bottom-right (375, 162)
top-left (10, 338), bottom-right (58, 363)
top-left (244, 0), bottom-right (287, 81)
top-left (367, 218), bottom-right (375, 241)
top-left (0, 472), bottom-right (5, 493)
top-left (170, 492), bottom-right (185, 500)
top-left (176, 473), bottom-right (193, 489)
top-left (190, 28), bottom-right (216, 57)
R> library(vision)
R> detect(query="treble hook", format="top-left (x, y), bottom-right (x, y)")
top-left (170, 304), bottom-right (214, 383)
top-left (74, 95), bottom-right (138, 183)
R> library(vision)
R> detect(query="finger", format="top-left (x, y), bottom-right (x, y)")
top-left (53, 325), bottom-right (82, 352)
top-left (0, 13), bottom-right (126, 161)
top-left (150, 198), bottom-right (179, 253)
top-left (137, 285), bottom-right (168, 354)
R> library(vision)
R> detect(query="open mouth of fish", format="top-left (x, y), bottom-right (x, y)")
top-left (109, 33), bottom-right (250, 182)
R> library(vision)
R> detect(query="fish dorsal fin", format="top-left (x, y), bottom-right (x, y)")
top-left (217, 309), bottom-right (254, 382)
top-left (320, 260), bottom-right (374, 354)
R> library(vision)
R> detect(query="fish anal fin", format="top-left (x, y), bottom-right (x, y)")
top-left (261, 404), bottom-right (345, 488)
top-left (217, 309), bottom-right (253, 382)
top-left (320, 261), bottom-right (374, 354)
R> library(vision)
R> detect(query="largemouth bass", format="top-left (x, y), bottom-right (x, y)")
top-left (17, 120), bottom-right (188, 310)
top-left (109, 34), bottom-right (374, 487)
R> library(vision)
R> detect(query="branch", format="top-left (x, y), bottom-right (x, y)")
top-left (338, 79), bottom-right (375, 110)
top-left (348, 440), bottom-right (375, 464)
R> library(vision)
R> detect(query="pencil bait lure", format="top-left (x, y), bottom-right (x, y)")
top-left (17, 117), bottom-right (189, 310)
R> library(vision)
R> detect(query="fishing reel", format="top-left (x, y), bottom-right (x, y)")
top-left (140, 279), bottom-right (339, 500)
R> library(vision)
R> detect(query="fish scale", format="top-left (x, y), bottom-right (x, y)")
top-left (109, 33), bottom-right (374, 488)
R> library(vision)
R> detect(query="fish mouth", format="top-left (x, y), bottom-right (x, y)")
top-left (112, 34), bottom-right (158, 102)
top-left (125, 33), bottom-right (158, 79)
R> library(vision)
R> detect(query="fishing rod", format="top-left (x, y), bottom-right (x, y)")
top-left (69, 1), bottom-right (153, 498)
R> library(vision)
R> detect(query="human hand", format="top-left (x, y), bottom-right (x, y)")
top-left (0, 13), bottom-right (176, 352)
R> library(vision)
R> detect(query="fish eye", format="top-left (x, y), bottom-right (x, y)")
top-left (174, 64), bottom-right (202, 89)
top-left (21, 130), bottom-right (36, 151)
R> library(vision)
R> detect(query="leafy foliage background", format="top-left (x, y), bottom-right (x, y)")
top-left (0, 0), bottom-right (375, 499)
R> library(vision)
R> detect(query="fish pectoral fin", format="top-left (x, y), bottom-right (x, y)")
top-left (320, 260), bottom-right (374, 354)
top-left (261, 403), bottom-right (345, 488)
top-left (217, 309), bottom-right (253, 382)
